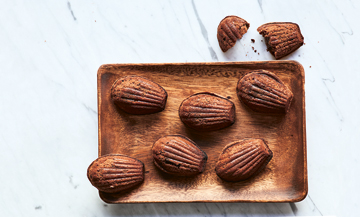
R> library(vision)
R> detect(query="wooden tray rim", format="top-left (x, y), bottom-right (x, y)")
top-left (97, 61), bottom-right (307, 203)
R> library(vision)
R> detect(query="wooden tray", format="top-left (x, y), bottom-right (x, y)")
top-left (97, 61), bottom-right (307, 203)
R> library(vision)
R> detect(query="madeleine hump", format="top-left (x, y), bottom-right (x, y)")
top-left (152, 135), bottom-right (208, 176)
top-left (111, 75), bottom-right (167, 115)
top-left (236, 70), bottom-right (293, 113)
top-left (215, 139), bottom-right (273, 182)
top-left (87, 154), bottom-right (144, 193)
top-left (179, 92), bottom-right (235, 131)
top-left (217, 15), bottom-right (250, 52)
top-left (257, 22), bottom-right (304, 59)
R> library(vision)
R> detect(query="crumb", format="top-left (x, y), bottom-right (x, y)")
top-left (251, 39), bottom-right (255, 43)
top-left (304, 43), bottom-right (306, 45)
top-left (318, 41), bottom-right (319, 43)
top-left (95, 20), bottom-right (96, 22)
top-left (252, 47), bottom-right (254, 50)
top-left (254, 50), bottom-right (257, 53)
top-left (44, 40), bottom-right (46, 42)
top-left (309, 66), bottom-right (311, 68)
top-left (258, 53), bottom-right (260, 55)
top-left (246, 54), bottom-right (247, 56)
top-left (298, 55), bottom-right (301, 57)
top-left (261, 40), bottom-right (263, 42)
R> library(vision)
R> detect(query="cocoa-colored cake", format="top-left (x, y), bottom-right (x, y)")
top-left (236, 70), bottom-right (293, 113)
top-left (257, 22), bottom-right (304, 59)
top-left (215, 139), bottom-right (273, 182)
top-left (179, 92), bottom-right (236, 131)
top-left (87, 154), bottom-right (144, 193)
top-left (111, 75), bottom-right (167, 115)
top-left (217, 16), bottom-right (250, 52)
top-left (152, 135), bottom-right (207, 176)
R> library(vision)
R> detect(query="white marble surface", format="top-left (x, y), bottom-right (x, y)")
top-left (0, 0), bottom-right (358, 216)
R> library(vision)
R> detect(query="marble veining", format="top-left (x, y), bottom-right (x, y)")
top-left (67, 2), bottom-right (77, 21)
top-left (0, 0), bottom-right (359, 216)
top-left (191, 0), bottom-right (219, 61)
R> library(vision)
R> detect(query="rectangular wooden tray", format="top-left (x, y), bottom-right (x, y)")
top-left (97, 61), bottom-right (307, 203)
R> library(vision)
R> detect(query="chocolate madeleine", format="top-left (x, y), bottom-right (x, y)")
top-left (179, 92), bottom-right (236, 131)
top-left (236, 70), bottom-right (293, 113)
top-left (87, 154), bottom-right (144, 193)
top-left (257, 22), bottom-right (304, 59)
top-left (217, 16), bottom-right (250, 52)
top-left (111, 76), bottom-right (167, 114)
top-left (152, 135), bottom-right (207, 176)
top-left (215, 139), bottom-right (273, 182)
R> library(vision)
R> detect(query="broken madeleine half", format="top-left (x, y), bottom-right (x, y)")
top-left (257, 22), bottom-right (304, 59)
top-left (217, 16), bottom-right (250, 52)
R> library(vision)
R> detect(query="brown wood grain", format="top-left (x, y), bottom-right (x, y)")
top-left (97, 61), bottom-right (307, 203)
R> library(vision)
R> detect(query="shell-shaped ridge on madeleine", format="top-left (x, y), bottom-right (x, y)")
top-left (111, 75), bottom-right (168, 115)
top-left (217, 16), bottom-right (250, 52)
top-left (179, 92), bottom-right (236, 131)
top-left (152, 135), bottom-right (208, 176)
top-left (87, 154), bottom-right (144, 193)
top-left (236, 70), bottom-right (293, 113)
top-left (215, 139), bottom-right (273, 182)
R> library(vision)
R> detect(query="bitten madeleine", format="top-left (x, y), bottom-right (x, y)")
top-left (111, 75), bottom-right (167, 114)
top-left (87, 154), bottom-right (144, 193)
top-left (152, 135), bottom-right (207, 176)
top-left (179, 92), bottom-right (236, 131)
top-left (215, 139), bottom-right (273, 182)
top-left (236, 70), bottom-right (293, 113)
top-left (257, 22), bottom-right (304, 59)
top-left (217, 16), bottom-right (250, 52)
